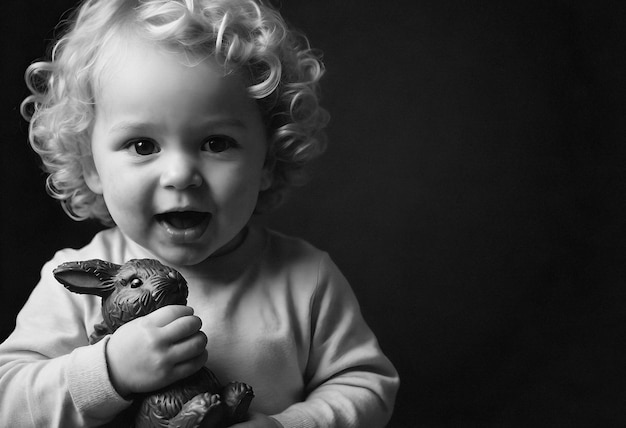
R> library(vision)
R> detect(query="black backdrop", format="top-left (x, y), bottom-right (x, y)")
top-left (2, 1), bottom-right (626, 426)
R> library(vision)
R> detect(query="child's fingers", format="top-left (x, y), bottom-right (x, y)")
top-left (143, 305), bottom-right (194, 327)
top-left (168, 330), bottom-right (208, 361)
top-left (170, 348), bottom-right (209, 381)
top-left (160, 314), bottom-right (203, 341)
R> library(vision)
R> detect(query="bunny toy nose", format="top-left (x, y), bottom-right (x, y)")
top-left (167, 271), bottom-right (187, 293)
top-left (167, 271), bottom-right (181, 286)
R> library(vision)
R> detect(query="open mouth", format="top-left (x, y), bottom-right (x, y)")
top-left (155, 211), bottom-right (212, 230)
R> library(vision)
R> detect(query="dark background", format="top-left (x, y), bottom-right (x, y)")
top-left (2, 1), bottom-right (626, 426)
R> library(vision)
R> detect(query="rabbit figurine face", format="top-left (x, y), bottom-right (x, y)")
top-left (53, 258), bottom-right (189, 333)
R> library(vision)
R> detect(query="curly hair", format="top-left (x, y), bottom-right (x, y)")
top-left (21, 0), bottom-right (329, 225)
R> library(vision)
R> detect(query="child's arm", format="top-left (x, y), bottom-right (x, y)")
top-left (0, 258), bottom-right (128, 426)
top-left (269, 254), bottom-right (399, 428)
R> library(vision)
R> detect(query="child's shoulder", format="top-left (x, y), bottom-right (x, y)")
top-left (260, 227), bottom-right (356, 307)
top-left (264, 227), bottom-right (328, 261)
top-left (261, 226), bottom-right (342, 279)
top-left (49, 227), bottom-right (145, 267)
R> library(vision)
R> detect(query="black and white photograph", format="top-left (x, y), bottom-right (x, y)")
top-left (1, 1), bottom-right (625, 426)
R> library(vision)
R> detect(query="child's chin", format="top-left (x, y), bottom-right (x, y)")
top-left (152, 246), bottom-right (214, 268)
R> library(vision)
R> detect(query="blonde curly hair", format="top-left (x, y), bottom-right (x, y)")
top-left (22, 0), bottom-right (329, 225)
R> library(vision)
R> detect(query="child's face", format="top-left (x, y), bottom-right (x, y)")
top-left (85, 39), bottom-right (271, 267)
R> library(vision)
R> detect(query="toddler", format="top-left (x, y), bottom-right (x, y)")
top-left (0, 0), bottom-right (399, 427)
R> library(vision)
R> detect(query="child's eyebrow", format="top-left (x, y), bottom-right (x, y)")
top-left (108, 121), bottom-right (150, 133)
top-left (199, 117), bottom-right (248, 130)
top-left (108, 118), bottom-right (248, 133)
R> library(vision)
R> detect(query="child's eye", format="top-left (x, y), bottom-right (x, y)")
top-left (128, 139), bottom-right (160, 156)
top-left (202, 136), bottom-right (237, 153)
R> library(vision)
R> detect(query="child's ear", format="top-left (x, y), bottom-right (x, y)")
top-left (260, 167), bottom-right (272, 191)
top-left (83, 160), bottom-right (103, 195)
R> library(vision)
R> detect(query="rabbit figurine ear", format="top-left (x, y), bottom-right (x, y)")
top-left (53, 259), bottom-right (121, 297)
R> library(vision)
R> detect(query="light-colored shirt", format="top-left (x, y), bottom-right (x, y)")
top-left (0, 225), bottom-right (399, 427)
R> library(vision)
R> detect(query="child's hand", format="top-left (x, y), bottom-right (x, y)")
top-left (105, 305), bottom-right (208, 397)
top-left (231, 412), bottom-right (283, 428)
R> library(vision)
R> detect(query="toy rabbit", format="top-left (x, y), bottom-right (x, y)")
top-left (53, 258), bottom-right (254, 428)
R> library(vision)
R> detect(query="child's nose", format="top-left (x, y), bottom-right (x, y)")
top-left (159, 153), bottom-right (203, 189)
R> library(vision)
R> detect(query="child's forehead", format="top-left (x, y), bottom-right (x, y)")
top-left (92, 31), bottom-right (225, 92)
top-left (91, 35), bottom-right (260, 127)
top-left (97, 30), bottom-right (211, 71)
